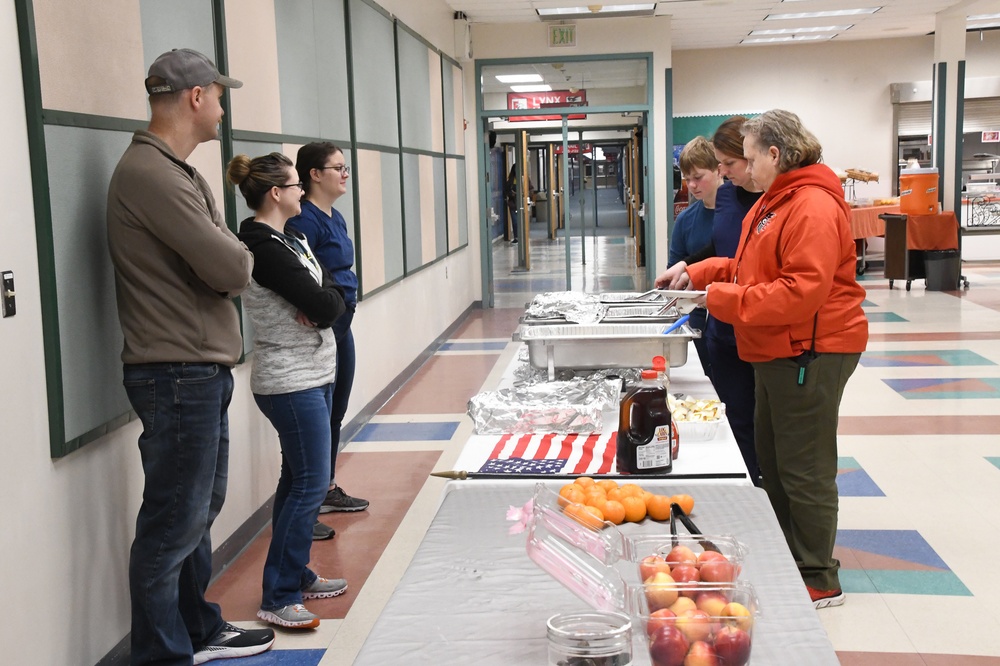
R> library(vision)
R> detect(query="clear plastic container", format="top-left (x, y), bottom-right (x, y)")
top-left (639, 582), bottom-right (758, 666)
top-left (546, 611), bottom-right (633, 666)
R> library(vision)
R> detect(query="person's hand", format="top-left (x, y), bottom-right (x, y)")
top-left (693, 284), bottom-right (709, 308)
top-left (295, 310), bottom-right (317, 327)
top-left (654, 261), bottom-right (690, 289)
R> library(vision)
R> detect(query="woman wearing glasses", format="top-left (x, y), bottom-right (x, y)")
top-left (287, 143), bottom-right (368, 543)
top-left (228, 152), bottom-right (349, 629)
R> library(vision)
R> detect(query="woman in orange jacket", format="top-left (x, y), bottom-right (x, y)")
top-left (663, 109), bottom-right (868, 609)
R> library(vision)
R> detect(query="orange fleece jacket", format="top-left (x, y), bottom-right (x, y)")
top-left (686, 163), bottom-right (868, 363)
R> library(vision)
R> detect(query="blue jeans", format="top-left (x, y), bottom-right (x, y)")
top-left (330, 309), bottom-right (356, 485)
top-left (254, 385), bottom-right (332, 609)
top-left (123, 363), bottom-right (232, 666)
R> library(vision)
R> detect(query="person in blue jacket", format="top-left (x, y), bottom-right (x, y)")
top-left (657, 117), bottom-right (763, 485)
top-left (668, 137), bottom-right (723, 376)
top-left (287, 143), bottom-right (369, 544)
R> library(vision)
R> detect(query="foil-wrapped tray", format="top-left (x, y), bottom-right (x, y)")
top-left (517, 323), bottom-right (698, 379)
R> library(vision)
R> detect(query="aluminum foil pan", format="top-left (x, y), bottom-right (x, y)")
top-left (525, 291), bottom-right (607, 324)
top-left (468, 376), bottom-right (622, 434)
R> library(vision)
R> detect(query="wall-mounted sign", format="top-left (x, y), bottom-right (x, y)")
top-left (983, 130), bottom-right (1000, 143)
top-left (507, 90), bottom-right (588, 122)
top-left (549, 24), bottom-right (576, 48)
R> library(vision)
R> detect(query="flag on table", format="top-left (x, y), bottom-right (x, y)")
top-left (477, 432), bottom-right (618, 475)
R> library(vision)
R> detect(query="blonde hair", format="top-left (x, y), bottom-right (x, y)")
top-left (741, 110), bottom-right (823, 173)
top-left (226, 152), bottom-right (293, 210)
top-left (678, 136), bottom-right (719, 176)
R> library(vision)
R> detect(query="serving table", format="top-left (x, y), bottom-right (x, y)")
top-left (352, 481), bottom-right (840, 665)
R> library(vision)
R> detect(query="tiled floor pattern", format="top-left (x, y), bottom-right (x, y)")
top-left (205, 256), bottom-right (1000, 664)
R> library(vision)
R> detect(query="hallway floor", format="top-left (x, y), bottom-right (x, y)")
top-left (205, 240), bottom-right (1000, 665)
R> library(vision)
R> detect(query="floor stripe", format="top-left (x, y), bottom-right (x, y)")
top-left (353, 421), bottom-right (460, 441)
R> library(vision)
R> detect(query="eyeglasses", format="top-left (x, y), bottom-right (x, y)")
top-left (316, 165), bottom-right (350, 176)
top-left (275, 182), bottom-right (304, 190)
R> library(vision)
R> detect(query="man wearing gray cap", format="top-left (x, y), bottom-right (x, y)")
top-left (107, 48), bottom-right (273, 664)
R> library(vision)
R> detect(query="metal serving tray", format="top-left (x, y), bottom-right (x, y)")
top-left (520, 304), bottom-right (680, 326)
top-left (517, 323), bottom-right (698, 380)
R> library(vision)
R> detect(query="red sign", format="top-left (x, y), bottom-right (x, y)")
top-left (507, 90), bottom-right (588, 122)
top-left (553, 143), bottom-right (592, 155)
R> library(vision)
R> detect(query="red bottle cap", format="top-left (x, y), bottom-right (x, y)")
top-left (641, 369), bottom-right (658, 379)
top-left (651, 356), bottom-right (666, 372)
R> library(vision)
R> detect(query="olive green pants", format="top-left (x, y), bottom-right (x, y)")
top-left (752, 352), bottom-right (861, 591)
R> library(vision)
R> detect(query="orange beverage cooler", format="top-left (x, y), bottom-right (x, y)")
top-left (899, 167), bottom-right (939, 215)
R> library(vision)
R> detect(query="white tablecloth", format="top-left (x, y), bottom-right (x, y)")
top-left (354, 482), bottom-right (839, 665)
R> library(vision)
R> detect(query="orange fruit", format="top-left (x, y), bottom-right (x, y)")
top-left (585, 491), bottom-right (608, 508)
top-left (560, 486), bottom-right (586, 505)
top-left (564, 502), bottom-right (604, 529)
top-left (596, 479), bottom-right (619, 493)
top-left (575, 476), bottom-right (596, 489)
top-left (601, 500), bottom-right (626, 525)
top-left (583, 505), bottom-right (605, 523)
top-left (645, 494), bottom-right (672, 521)
top-left (621, 495), bottom-right (647, 523)
top-left (670, 494), bottom-right (695, 516)
top-left (606, 488), bottom-right (625, 502)
top-left (619, 483), bottom-right (644, 497)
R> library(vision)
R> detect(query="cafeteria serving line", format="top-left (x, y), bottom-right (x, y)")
top-left (203, 248), bottom-right (1000, 664)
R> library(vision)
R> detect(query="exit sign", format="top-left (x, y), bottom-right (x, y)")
top-left (548, 24), bottom-right (576, 48)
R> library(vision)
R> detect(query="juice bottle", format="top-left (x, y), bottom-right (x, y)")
top-left (616, 357), bottom-right (672, 474)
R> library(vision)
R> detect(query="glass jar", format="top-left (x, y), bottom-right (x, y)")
top-left (546, 611), bottom-right (632, 666)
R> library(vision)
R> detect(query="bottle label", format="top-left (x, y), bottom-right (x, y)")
top-left (636, 425), bottom-right (672, 469)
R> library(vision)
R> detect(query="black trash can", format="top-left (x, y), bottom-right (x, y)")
top-left (924, 249), bottom-right (960, 291)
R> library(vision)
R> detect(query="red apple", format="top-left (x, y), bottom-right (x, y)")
top-left (720, 602), bottom-right (753, 632)
top-left (644, 571), bottom-right (679, 611)
top-left (699, 559), bottom-right (736, 583)
top-left (683, 640), bottom-right (720, 666)
top-left (696, 550), bottom-right (727, 565)
top-left (675, 608), bottom-right (713, 643)
top-left (646, 608), bottom-right (677, 636)
top-left (640, 554), bottom-right (673, 581)
top-left (666, 545), bottom-right (698, 566)
top-left (695, 590), bottom-right (729, 617)
top-left (713, 625), bottom-right (751, 666)
top-left (668, 596), bottom-right (697, 615)
top-left (669, 563), bottom-right (702, 597)
top-left (648, 625), bottom-right (690, 666)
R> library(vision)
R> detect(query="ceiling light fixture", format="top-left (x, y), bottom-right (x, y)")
top-left (766, 8), bottom-right (880, 20)
top-left (742, 34), bottom-right (834, 44)
top-left (750, 25), bottom-right (852, 35)
top-left (968, 13), bottom-right (1000, 21)
top-left (510, 84), bottom-right (553, 93)
top-left (537, 4), bottom-right (655, 19)
top-left (496, 74), bottom-right (544, 83)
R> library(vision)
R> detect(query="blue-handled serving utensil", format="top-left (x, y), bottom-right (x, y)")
top-left (662, 314), bottom-right (690, 334)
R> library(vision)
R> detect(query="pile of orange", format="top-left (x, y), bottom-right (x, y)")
top-left (558, 477), bottom-right (695, 528)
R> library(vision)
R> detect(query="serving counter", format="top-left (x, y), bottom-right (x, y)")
top-left (353, 481), bottom-right (840, 665)
top-left (452, 347), bottom-right (751, 484)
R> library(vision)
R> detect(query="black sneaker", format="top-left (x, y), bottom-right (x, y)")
top-left (193, 623), bottom-right (275, 664)
top-left (312, 521), bottom-right (335, 540)
top-left (318, 487), bottom-right (369, 513)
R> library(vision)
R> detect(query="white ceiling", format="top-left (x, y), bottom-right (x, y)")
top-left (446, 0), bottom-right (1000, 50)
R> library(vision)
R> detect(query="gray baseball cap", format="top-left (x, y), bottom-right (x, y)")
top-left (145, 48), bottom-right (243, 95)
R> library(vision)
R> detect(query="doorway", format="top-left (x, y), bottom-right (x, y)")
top-left (476, 54), bottom-right (654, 308)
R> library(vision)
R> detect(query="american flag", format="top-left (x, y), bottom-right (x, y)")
top-left (477, 432), bottom-right (618, 475)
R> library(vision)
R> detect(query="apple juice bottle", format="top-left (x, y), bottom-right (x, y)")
top-left (616, 357), bottom-right (672, 475)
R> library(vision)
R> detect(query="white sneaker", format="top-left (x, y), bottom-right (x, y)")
top-left (256, 603), bottom-right (319, 629)
top-left (302, 576), bottom-right (348, 600)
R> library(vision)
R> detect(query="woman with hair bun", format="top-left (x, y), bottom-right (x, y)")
top-left (228, 152), bottom-right (349, 629)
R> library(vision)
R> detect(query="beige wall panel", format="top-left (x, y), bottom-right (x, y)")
top-left (35, 0), bottom-right (147, 119)
top-left (419, 154), bottom-right (437, 263)
top-left (428, 50), bottom-right (444, 153)
top-left (283, 142), bottom-right (304, 165)
top-left (225, 0), bottom-right (282, 133)
top-left (452, 65), bottom-right (465, 155)
top-left (188, 140), bottom-right (225, 218)
top-left (446, 158), bottom-right (459, 247)
top-left (357, 149), bottom-right (385, 291)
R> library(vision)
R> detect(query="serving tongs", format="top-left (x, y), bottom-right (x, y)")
top-left (670, 502), bottom-right (722, 554)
